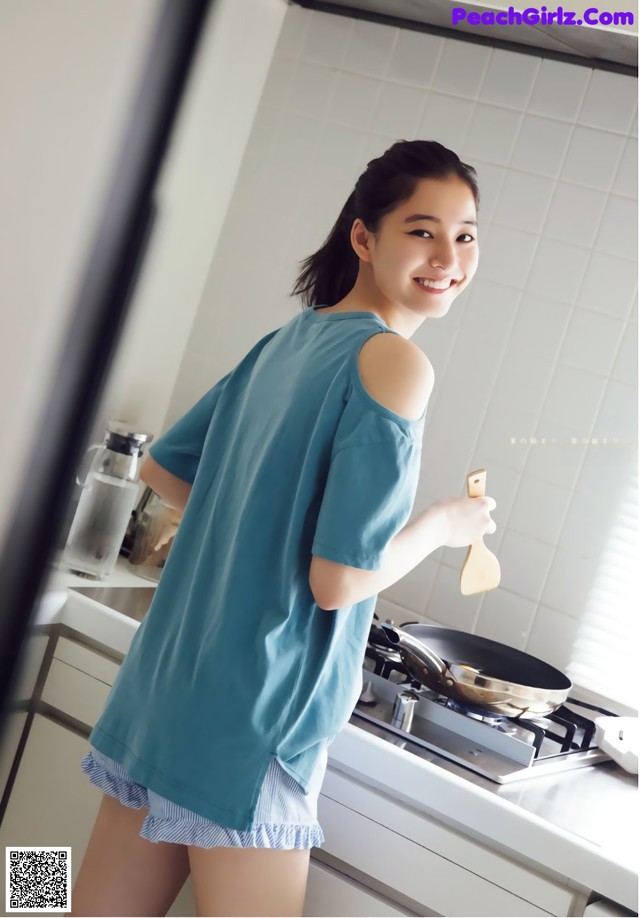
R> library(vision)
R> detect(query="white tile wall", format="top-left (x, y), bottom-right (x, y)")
top-left (611, 323), bottom-right (638, 386)
top-left (419, 93), bottom-right (475, 151)
top-left (478, 49), bottom-right (539, 110)
top-left (578, 251), bottom-right (638, 320)
top-left (168, 7), bottom-right (638, 696)
top-left (560, 308), bottom-right (626, 377)
top-left (527, 58), bottom-right (590, 122)
top-left (344, 18), bottom-right (398, 78)
top-left (543, 181), bottom-right (607, 249)
top-left (528, 237), bottom-right (592, 303)
top-left (463, 103), bottom-right (522, 165)
top-left (577, 69), bottom-right (638, 134)
top-left (431, 39), bottom-right (491, 97)
top-left (493, 170), bottom-right (555, 233)
top-left (371, 81), bottom-right (427, 138)
top-left (597, 195), bottom-right (639, 260)
top-left (474, 588), bottom-right (537, 651)
top-left (613, 137), bottom-right (639, 198)
top-left (509, 292), bottom-right (571, 359)
top-left (328, 71), bottom-right (382, 129)
top-left (387, 30), bottom-right (442, 87)
top-left (479, 223), bottom-right (538, 287)
top-left (561, 125), bottom-right (626, 191)
top-left (510, 115), bottom-right (573, 176)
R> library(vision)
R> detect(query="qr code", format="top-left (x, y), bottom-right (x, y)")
top-left (6, 847), bottom-right (71, 913)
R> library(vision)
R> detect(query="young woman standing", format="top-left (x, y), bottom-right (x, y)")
top-left (71, 140), bottom-right (496, 917)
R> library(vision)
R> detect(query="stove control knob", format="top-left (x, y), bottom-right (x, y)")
top-left (359, 681), bottom-right (377, 705)
top-left (391, 689), bottom-right (420, 732)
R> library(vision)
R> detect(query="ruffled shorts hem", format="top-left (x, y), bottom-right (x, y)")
top-left (81, 749), bottom-right (325, 850)
top-left (139, 814), bottom-right (324, 849)
top-left (81, 750), bottom-right (148, 809)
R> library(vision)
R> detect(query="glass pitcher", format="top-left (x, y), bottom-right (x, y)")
top-left (63, 421), bottom-right (153, 579)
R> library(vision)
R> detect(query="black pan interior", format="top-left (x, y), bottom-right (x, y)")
top-left (401, 624), bottom-right (571, 690)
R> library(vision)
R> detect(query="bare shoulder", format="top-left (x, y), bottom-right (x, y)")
top-left (357, 333), bottom-right (434, 421)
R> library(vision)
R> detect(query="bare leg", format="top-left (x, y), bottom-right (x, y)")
top-left (188, 845), bottom-right (311, 917)
top-left (71, 794), bottom-right (190, 917)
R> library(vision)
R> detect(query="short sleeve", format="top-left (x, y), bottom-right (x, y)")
top-left (311, 385), bottom-right (424, 571)
top-left (148, 327), bottom-right (281, 483)
top-left (148, 373), bottom-right (231, 484)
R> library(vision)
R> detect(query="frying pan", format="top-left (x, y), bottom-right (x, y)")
top-left (370, 621), bottom-right (572, 719)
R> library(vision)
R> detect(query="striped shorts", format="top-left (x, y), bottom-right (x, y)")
top-left (81, 744), bottom-right (329, 850)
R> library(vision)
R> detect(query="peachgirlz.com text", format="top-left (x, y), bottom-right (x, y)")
top-left (451, 6), bottom-right (634, 26)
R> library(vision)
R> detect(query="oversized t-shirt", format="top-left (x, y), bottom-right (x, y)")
top-left (89, 306), bottom-right (426, 830)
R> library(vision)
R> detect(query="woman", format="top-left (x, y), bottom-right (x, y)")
top-left (71, 139), bottom-right (497, 918)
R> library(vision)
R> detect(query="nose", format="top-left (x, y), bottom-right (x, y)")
top-left (429, 238), bottom-right (456, 272)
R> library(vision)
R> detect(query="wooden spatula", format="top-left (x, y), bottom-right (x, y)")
top-left (460, 469), bottom-right (501, 596)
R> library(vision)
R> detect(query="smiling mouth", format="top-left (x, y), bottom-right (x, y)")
top-left (414, 277), bottom-right (458, 293)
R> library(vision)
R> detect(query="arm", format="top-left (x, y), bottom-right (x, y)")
top-left (309, 334), bottom-right (496, 610)
top-left (140, 455), bottom-right (192, 512)
top-left (310, 505), bottom-right (447, 610)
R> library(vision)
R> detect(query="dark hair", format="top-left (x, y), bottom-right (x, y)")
top-left (291, 140), bottom-right (479, 309)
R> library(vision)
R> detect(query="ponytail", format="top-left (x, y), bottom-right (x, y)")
top-left (290, 140), bottom-right (479, 310)
top-left (290, 191), bottom-right (358, 309)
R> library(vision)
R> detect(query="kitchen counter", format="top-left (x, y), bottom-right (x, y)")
top-left (340, 716), bottom-right (637, 911)
top-left (37, 574), bottom-right (639, 913)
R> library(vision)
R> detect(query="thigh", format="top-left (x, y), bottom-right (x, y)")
top-left (71, 794), bottom-right (190, 917)
top-left (188, 845), bottom-right (311, 918)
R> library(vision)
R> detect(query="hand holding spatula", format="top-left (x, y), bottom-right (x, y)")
top-left (460, 469), bottom-right (501, 595)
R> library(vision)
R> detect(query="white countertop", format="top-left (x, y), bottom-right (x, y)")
top-left (38, 570), bottom-right (639, 913)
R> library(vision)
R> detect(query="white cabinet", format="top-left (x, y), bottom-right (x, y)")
top-left (0, 632), bottom-right (196, 918)
top-left (1, 634), bottom-right (50, 802)
top-left (13, 633), bottom-right (49, 702)
top-left (0, 636), bottom-right (116, 916)
top-left (40, 636), bottom-right (120, 727)
top-left (0, 713), bottom-right (28, 804)
top-left (0, 713), bottom-right (102, 918)
top-left (304, 859), bottom-right (416, 916)
top-left (317, 770), bottom-right (580, 917)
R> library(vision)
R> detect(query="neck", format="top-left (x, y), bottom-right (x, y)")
top-left (333, 270), bottom-right (426, 340)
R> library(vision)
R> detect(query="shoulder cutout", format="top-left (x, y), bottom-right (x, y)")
top-left (357, 333), bottom-right (434, 421)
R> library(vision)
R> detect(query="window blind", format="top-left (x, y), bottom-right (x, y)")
top-left (566, 465), bottom-right (639, 711)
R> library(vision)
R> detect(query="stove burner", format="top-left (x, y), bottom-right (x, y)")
top-left (361, 632), bottom-right (619, 781)
top-left (445, 697), bottom-right (508, 723)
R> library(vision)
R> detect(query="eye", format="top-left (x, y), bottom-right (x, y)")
top-left (409, 229), bottom-right (476, 243)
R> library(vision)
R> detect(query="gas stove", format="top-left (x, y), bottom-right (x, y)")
top-left (352, 639), bottom-right (615, 783)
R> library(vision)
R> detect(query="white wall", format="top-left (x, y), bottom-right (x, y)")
top-left (167, 7), bottom-right (638, 705)
top-left (0, 0), bottom-right (287, 549)
top-left (0, 0), bottom-right (157, 547)
top-left (96, 0), bottom-right (287, 442)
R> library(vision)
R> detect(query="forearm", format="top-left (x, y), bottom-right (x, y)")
top-left (345, 507), bottom-right (446, 605)
top-left (139, 456), bottom-right (192, 512)
top-left (312, 507), bottom-right (447, 610)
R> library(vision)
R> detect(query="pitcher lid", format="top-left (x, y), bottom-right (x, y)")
top-left (105, 420), bottom-right (153, 444)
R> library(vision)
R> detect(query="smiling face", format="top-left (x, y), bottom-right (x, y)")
top-left (353, 174), bottom-right (480, 326)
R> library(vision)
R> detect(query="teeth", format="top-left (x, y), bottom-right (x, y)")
top-left (416, 278), bottom-right (451, 290)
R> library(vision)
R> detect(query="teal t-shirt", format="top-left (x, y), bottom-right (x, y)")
top-left (89, 306), bottom-right (426, 830)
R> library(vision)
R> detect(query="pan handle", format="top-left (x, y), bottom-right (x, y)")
top-left (378, 622), bottom-right (448, 680)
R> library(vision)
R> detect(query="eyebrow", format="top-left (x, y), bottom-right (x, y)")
top-left (404, 213), bottom-right (478, 227)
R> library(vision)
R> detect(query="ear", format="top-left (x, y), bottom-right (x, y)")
top-left (350, 218), bottom-right (374, 263)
